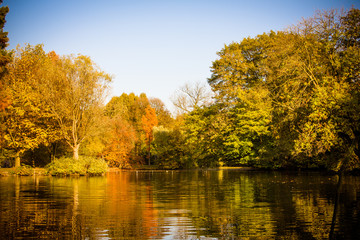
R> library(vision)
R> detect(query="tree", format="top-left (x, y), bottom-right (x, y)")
top-left (152, 126), bottom-right (186, 169)
top-left (183, 105), bottom-right (226, 167)
top-left (1, 45), bottom-right (59, 167)
top-left (0, 0), bottom-right (11, 158)
top-left (103, 116), bottom-right (137, 168)
top-left (0, 0), bottom-right (10, 111)
top-left (206, 8), bottom-right (360, 170)
top-left (149, 97), bottom-right (174, 128)
top-left (141, 105), bottom-right (158, 165)
top-left (105, 93), bottom-right (152, 162)
top-left (42, 52), bottom-right (111, 160)
top-left (171, 81), bottom-right (213, 115)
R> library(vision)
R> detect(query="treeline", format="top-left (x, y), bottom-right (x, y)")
top-left (156, 8), bottom-right (360, 171)
top-left (187, 8), bottom-right (360, 171)
top-left (1, 7), bottom-right (359, 171)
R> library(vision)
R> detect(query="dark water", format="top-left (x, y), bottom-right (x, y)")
top-left (0, 170), bottom-right (359, 239)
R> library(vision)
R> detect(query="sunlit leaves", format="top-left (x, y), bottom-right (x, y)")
top-left (103, 116), bottom-right (137, 168)
top-left (41, 51), bottom-right (112, 160)
top-left (1, 45), bottom-right (59, 166)
top-left (205, 8), bottom-right (360, 170)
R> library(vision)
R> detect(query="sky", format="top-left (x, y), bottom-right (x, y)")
top-left (3, 0), bottom-right (360, 113)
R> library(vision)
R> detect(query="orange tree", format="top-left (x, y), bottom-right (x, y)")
top-left (141, 105), bottom-right (158, 165)
top-left (103, 116), bottom-right (137, 168)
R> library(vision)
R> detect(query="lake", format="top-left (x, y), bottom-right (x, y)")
top-left (0, 169), bottom-right (359, 239)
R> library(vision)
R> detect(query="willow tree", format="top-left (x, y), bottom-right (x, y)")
top-left (43, 52), bottom-right (111, 160)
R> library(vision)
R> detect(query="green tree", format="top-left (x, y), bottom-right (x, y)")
top-left (153, 126), bottom-right (186, 169)
top-left (183, 105), bottom-right (226, 167)
top-left (206, 8), bottom-right (360, 170)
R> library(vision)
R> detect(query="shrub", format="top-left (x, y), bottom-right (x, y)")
top-left (9, 165), bottom-right (34, 176)
top-left (46, 156), bottom-right (108, 176)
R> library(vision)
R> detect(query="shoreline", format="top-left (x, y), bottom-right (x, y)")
top-left (1, 166), bottom-right (358, 176)
top-left (0, 166), bottom-right (255, 176)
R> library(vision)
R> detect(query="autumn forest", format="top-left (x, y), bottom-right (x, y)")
top-left (1, 6), bottom-right (360, 174)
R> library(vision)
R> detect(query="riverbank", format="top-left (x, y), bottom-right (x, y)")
top-left (2, 166), bottom-right (358, 176)
top-left (0, 167), bottom-right (46, 176)
top-left (0, 166), bottom-right (256, 176)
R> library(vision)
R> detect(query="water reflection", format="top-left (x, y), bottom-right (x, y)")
top-left (0, 170), bottom-right (359, 239)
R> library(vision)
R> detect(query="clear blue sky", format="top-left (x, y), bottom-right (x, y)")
top-left (3, 0), bottom-right (359, 112)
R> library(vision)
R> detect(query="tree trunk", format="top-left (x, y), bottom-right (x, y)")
top-left (14, 151), bottom-right (20, 168)
top-left (148, 139), bottom-right (151, 166)
top-left (73, 144), bottom-right (79, 160)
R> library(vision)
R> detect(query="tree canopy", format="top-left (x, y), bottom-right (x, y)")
top-left (1, 7), bottom-right (359, 171)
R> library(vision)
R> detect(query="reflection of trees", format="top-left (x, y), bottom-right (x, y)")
top-left (332, 175), bottom-right (360, 239)
top-left (149, 170), bottom-right (277, 238)
top-left (0, 171), bottom-right (359, 239)
top-left (100, 172), bottom-right (162, 239)
top-left (149, 170), bottom-right (360, 239)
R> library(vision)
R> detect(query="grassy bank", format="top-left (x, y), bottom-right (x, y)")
top-left (0, 156), bottom-right (108, 176)
top-left (46, 156), bottom-right (108, 176)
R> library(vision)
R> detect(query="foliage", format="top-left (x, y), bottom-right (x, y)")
top-left (41, 52), bottom-right (112, 160)
top-left (102, 116), bottom-right (137, 168)
top-left (104, 93), bottom-right (152, 161)
top-left (152, 126), bottom-right (187, 169)
top-left (0, 0), bottom-right (11, 111)
top-left (1, 45), bottom-right (60, 167)
top-left (9, 165), bottom-right (34, 176)
top-left (46, 156), bottom-right (107, 176)
top-left (149, 97), bottom-right (174, 128)
top-left (142, 105), bottom-right (158, 164)
top-left (1, 7), bottom-right (359, 171)
top-left (183, 105), bottom-right (226, 167)
top-left (205, 8), bottom-right (360, 170)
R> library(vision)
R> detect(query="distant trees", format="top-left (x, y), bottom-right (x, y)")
top-left (102, 116), bottom-right (137, 168)
top-left (103, 93), bottom-right (167, 167)
top-left (142, 105), bottom-right (158, 165)
top-left (171, 81), bottom-right (212, 115)
top-left (100, 8), bottom-right (360, 170)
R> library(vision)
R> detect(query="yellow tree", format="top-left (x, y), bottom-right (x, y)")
top-left (0, 1), bottom-right (10, 111)
top-left (0, 1), bottom-right (11, 149)
top-left (142, 105), bottom-right (158, 165)
top-left (2, 45), bottom-right (59, 167)
top-left (42, 52), bottom-right (111, 160)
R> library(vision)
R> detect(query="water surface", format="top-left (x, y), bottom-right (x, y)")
top-left (0, 170), bottom-right (359, 239)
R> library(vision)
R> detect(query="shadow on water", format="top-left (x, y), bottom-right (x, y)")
top-left (329, 172), bottom-right (342, 240)
top-left (0, 170), bottom-right (359, 239)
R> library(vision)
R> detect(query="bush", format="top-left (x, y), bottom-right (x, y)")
top-left (46, 156), bottom-right (108, 176)
top-left (9, 165), bottom-right (34, 176)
